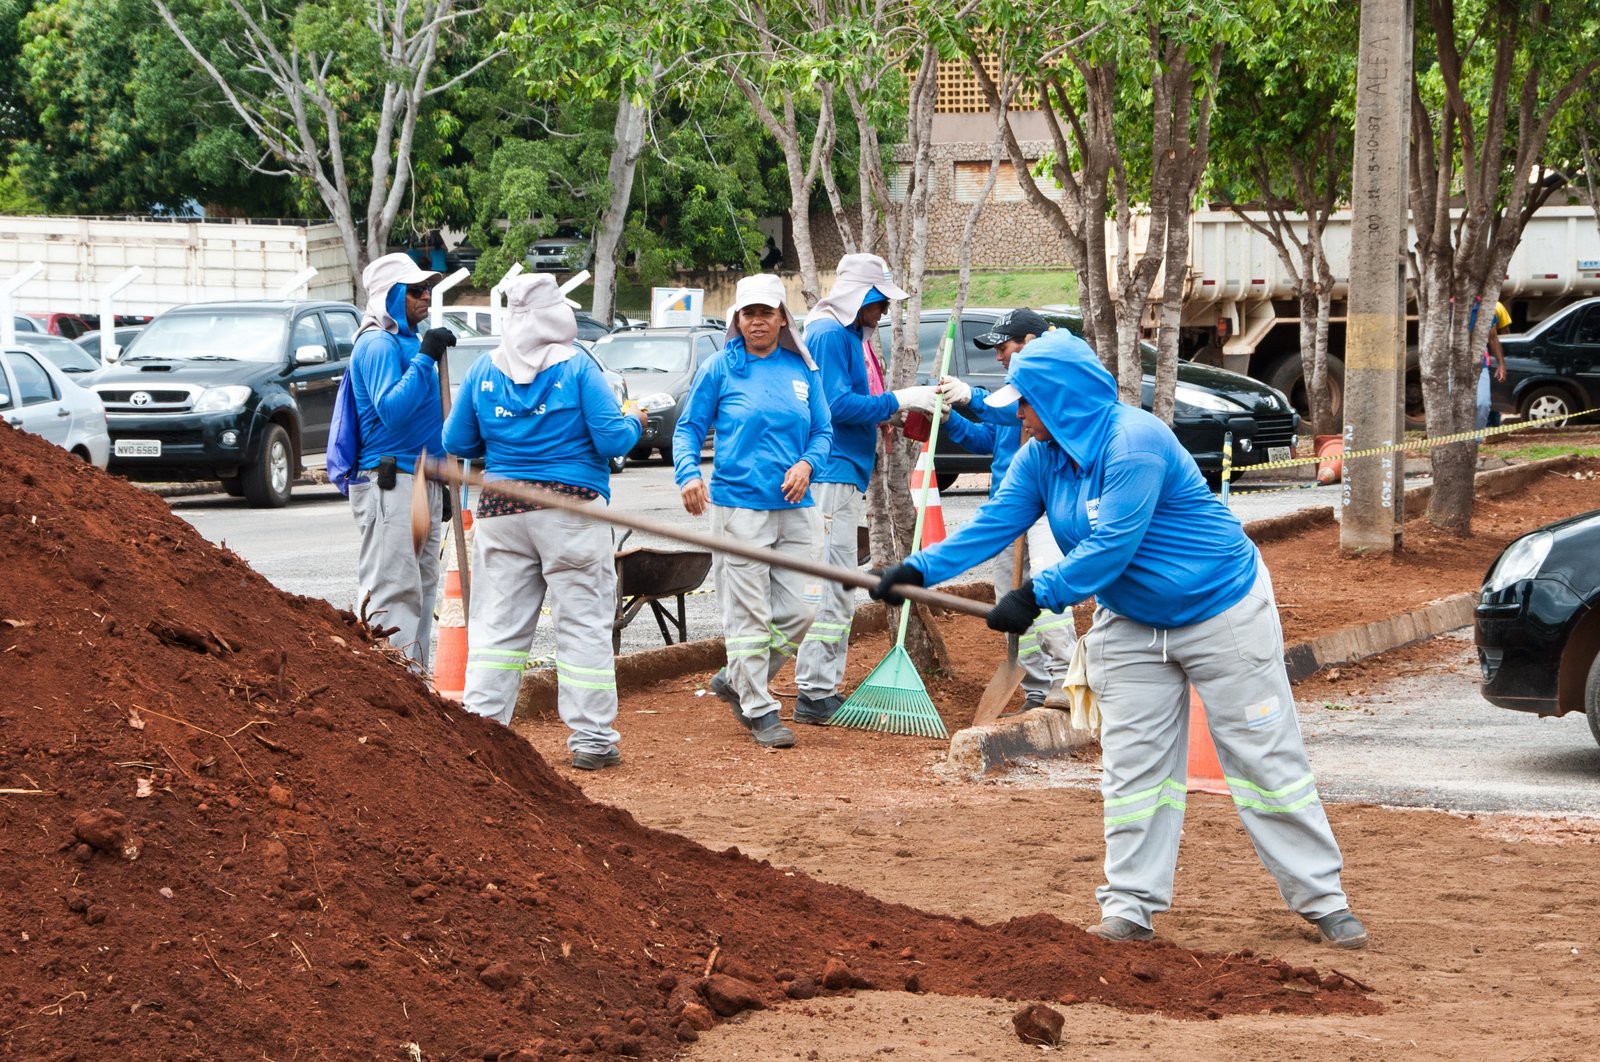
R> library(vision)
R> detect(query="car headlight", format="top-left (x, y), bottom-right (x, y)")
top-left (192, 385), bottom-right (252, 413)
top-left (1174, 385), bottom-right (1246, 412)
top-left (1484, 531), bottom-right (1553, 592)
top-left (636, 392), bottom-right (676, 413)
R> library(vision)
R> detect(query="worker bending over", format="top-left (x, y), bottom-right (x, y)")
top-left (872, 329), bottom-right (1367, 950)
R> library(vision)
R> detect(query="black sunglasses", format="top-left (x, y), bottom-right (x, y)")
top-left (406, 284), bottom-right (434, 297)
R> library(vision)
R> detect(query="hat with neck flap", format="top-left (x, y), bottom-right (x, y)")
top-left (805, 253), bottom-right (910, 329)
top-left (985, 328), bottom-right (1118, 471)
top-left (495, 274), bottom-right (579, 385)
top-left (725, 273), bottom-right (813, 374)
top-left (358, 252), bottom-right (441, 337)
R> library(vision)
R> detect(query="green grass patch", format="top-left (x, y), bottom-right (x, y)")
top-left (919, 270), bottom-right (1078, 309)
top-left (1487, 443), bottom-right (1600, 461)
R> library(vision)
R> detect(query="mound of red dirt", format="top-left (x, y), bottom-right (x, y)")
top-left (0, 423), bottom-right (1375, 1059)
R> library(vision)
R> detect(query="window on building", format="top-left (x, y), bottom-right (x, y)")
top-left (952, 160), bottom-right (1064, 203)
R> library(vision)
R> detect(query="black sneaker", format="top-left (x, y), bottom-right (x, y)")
top-left (709, 670), bottom-right (751, 730)
top-left (1308, 909), bottom-right (1369, 950)
top-left (1021, 691), bottom-right (1046, 711)
top-left (750, 712), bottom-right (796, 748)
top-left (1085, 916), bottom-right (1154, 943)
top-left (570, 747), bottom-right (621, 771)
top-left (794, 693), bottom-right (842, 726)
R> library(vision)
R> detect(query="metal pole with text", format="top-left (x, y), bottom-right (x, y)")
top-left (1342, 0), bottom-right (1414, 553)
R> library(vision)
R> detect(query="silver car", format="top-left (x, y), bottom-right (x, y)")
top-left (2, 343), bottom-right (111, 467)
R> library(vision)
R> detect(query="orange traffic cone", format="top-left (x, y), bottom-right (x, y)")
top-left (432, 509), bottom-right (473, 701)
top-left (908, 443), bottom-right (946, 546)
top-left (1186, 685), bottom-right (1229, 795)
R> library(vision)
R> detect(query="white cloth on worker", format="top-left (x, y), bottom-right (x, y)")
top-left (349, 473), bottom-right (443, 669)
top-left (461, 503), bottom-right (620, 753)
top-left (1084, 560), bottom-right (1349, 930)
top-left (723, 273), bottom-right (808, 361)
top-left (1061, 636), bottom-right (1100, 737)
top-left (795, 481), bottom-right (864, 698)
top-left (713, 503), bottom-right (819, 721)
top-left (358, 252), bottom-right (441, 335)
top-left (991, 519), bottom-right (1078, 703)
top-left (804, 253), bottom-right (909, 329)
top-left (494, 274), bottom-right (579, 385)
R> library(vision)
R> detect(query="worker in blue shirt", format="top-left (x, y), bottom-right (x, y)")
top-left (443, 274), bottom-right (645, 770)
top-left (673, 274), bottom-right (833, 749)
top-left (792, 253), bottom-right (937, 723)
top-left (935, 308), bottom-right (1078, 711)
top-left (346, 252), bottom-right (458, 669)
top-left (872, 329), bottom-right (1367, 951)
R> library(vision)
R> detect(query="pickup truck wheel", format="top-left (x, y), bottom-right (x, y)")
top-left (1520, 385), bottom-right (1575, 427)
top-left (1265, 353), bottom-right (1344, 425)
top-left (1585, 653), bottom-right (1600, 749)
top-left (219, 476), bottom-right (244, 497)
top-left (241, 424), bottom-right (293, 508)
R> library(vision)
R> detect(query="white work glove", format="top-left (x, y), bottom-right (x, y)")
top-left (891, 385), bottom-right (939, 414)
top-left (937, 375), bottom-right (972, 407)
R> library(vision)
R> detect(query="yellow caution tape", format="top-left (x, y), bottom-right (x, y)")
top-left (1243, 407), bottom-right (1598, 473)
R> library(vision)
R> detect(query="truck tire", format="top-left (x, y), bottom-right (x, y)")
top-left (1585, 652), bottom-right (1600, 749)
top-left (1519, 385), bottom-right (1576, 426)
top-left (1265, 353), bottom-right (1344, 425)
top-left (241, 424), bottom-right (293, 508)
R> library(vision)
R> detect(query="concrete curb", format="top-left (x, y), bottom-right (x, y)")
top-left (1281, 592), bottom-right (1477, 682)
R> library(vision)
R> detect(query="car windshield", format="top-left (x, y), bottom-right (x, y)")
top-left (16, 334), bottom-right (100, 374)
top-left (125, 312), bottom-right (288, 363)
top-left (593, 336), bottom-right (690, 373)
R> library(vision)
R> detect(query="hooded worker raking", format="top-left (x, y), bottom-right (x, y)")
top-left (907, 329), bottom-right (1259, 629)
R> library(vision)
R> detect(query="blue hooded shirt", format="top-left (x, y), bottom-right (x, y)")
top-left (672, 336), bottom-right (833, 510)
top-left (347, 284), bottom-right (444, 474)
top-left (442, 350), bottom-right (641, 499)
top-left (806, 316), bottom-right (900, 491)
top-left (905, 329), bottom-right (1259, 629)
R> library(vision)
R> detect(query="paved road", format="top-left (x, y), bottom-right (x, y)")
top-left (170, 459), bottom-right (1364, 659)
top-left (1004, 633), bottom-right (1600, 819)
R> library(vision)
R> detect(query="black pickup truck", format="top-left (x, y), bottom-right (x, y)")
top-left (86, 300), bottom-right (361, 507)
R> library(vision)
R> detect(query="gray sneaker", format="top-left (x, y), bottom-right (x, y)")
top-left (794, 693), bottom-right (842, 726)
top-left (1085, 916), bottom-right (1154, 943)
top-left (1021, 691), bottom-right (1047, 711)
top-left (750, 712), bottom-right (796, 748)
top-left (1308, 909), bottom-right (1369, 950)
top-left (570, 747), bottom-right (621, 771)
top-left (709, 670), bottom-right (752, 731)
top-left (1042, 678), bottom-right (1071, 710)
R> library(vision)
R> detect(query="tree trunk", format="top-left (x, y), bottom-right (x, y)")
top-left (591, 89), bottom-right (650, 324)
top-left (1150, 196), bottom-right (1189, 425)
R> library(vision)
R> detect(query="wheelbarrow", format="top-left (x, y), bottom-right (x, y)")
top-left (612, 534), bottom-right (714, 652)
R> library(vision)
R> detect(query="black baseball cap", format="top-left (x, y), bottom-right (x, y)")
top-left (972, 308), bottom-right (1050, 349)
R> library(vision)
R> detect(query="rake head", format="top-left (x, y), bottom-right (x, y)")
top-left (829, 645), bottom-right (948, 739)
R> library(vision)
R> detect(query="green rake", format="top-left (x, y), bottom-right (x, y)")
top-left (829, 318), bottom-right (960, 739)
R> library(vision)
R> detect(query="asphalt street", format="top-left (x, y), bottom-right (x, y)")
top-left (168, 456), bottom-right (1353, 659)
top-left (1004, 633), bottom-right (1600, 819)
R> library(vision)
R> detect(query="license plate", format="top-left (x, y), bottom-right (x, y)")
top-left (114, 439), bottom-right (161, 458)
top-left (1268, 446), bottom-right (1292, 464)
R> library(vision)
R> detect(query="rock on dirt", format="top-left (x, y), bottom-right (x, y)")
top-left (1012, 1002), bottom-right (1065, 1046)
top-left (702, 974), bottom-right (765, 1016)
top-left (71, 807), bottom-right (139, 861)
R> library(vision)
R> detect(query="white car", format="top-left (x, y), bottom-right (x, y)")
top-left (2, 344), bottom-right (111, 468)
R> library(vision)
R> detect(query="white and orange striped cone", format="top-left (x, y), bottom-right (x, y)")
top-left (1186, 685), bottom-right (1229, 796)
top-left (907, 444), bottom-right (946, 546)
top-left (432, 509), bottom-right (473, 701)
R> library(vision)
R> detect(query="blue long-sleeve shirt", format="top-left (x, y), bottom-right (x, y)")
top-left (905, 331), bottom-right (1258, 629)
top-left (349, 286), bottom-right (442, 473)
top-left (806, 317), bottom-right (899, 490)
top-left (442, 350), bottom-right (641, 499)
top-left (672, 337), bottom-right (833, 510)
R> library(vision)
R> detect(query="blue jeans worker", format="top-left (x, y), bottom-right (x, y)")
top-left (346, 252), bottom-right (459, 669)
top-left (792, 254), bottom-right (938, 724)
top-left (871, 329), bottom-right (1368, 950)
top-left (443, 274), bottom-right (645, 770)
top-left (1470, 298), bottom-right (1510, 429)
top-left (674, 274), bottom-right (834, 749)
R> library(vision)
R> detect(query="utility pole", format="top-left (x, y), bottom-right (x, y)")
top-left (1342, 0), bottom-right (1414, 553)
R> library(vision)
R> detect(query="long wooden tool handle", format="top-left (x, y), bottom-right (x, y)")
top-left (419, 459), bottom-right (992, 620)
top-left (434, 351), bottom-right (472, 615)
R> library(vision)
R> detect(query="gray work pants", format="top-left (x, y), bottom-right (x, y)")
top-left (794, 482), bottom-right (862, 699)
top-left (461, 504), bottom-right (620, 755)
top-left (1083, 560), bottom-right (1349, 929)
top-left (350, 474), bottom-right (442, 669)
top-left (992, 519), bottom-right (1078, 701)
top-left (713, 504), bottom-right (820, 720)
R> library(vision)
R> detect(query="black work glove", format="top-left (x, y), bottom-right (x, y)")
top-left (419, 327), bottom-right (457, 360)
top-left (987, 580), bottom-right (1042, 634)
top-left (870, 563), bottom-right (924, 606)
top-left (440, 486), bottom-right (452, 522)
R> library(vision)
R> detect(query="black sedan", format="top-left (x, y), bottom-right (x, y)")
top-left (1475, 508), bottom-right (1600, 746)
top-left (1492, 297), bottom-right (1600, 423)
top-left (883, 308), bottom-right (1300, 491)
